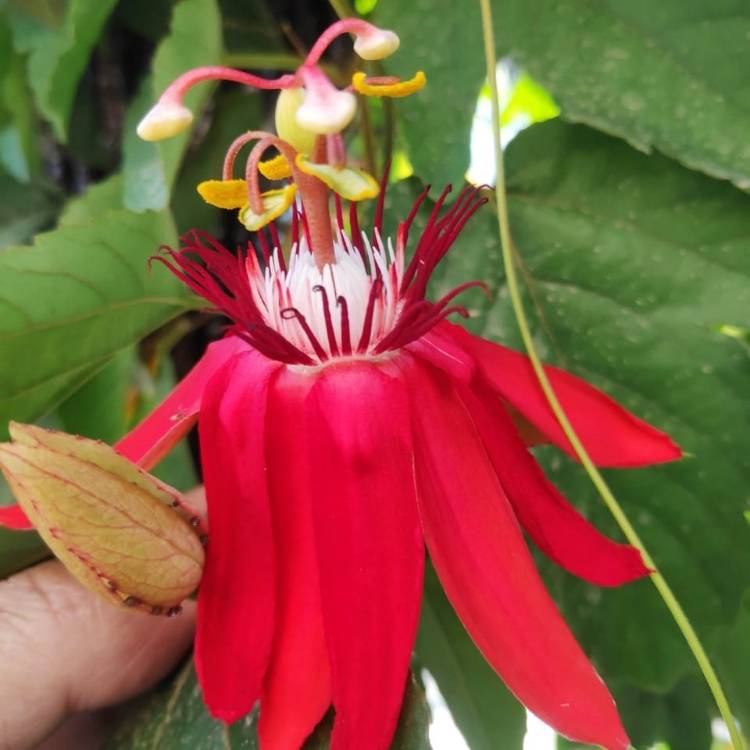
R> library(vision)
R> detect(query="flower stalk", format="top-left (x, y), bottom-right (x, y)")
top-left (478, 1), bottom-right (745, 747)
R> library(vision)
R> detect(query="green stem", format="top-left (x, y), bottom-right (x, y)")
top-left (477, 2), bottom-right (744, 748)
top-left (328, 0), bottom-right (354, 19)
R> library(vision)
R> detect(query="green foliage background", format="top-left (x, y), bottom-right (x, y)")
top-left (0, 0), bottom-right (748, 747)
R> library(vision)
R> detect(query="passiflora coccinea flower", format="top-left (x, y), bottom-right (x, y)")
top-left (0, 18), bottom-right (682, 750)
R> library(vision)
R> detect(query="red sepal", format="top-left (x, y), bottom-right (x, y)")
top-left (407, 360), bottom-right (630, 750)
top-left (195, 348), bottom-right (280, 722)
top-left (115, 335), bottom-right (250, 470)
top-left (307, 360), bottom-right (424, 750)
top-left (441, 321), bottom-right (681, 468)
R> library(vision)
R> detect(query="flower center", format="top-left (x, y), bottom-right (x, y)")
top-left (157, 185), bottom-right (488, 367)
top-left (248, 230), bottom-right (404, 362)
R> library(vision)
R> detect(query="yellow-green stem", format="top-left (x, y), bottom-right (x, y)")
top-left (328, 0), bottom-right (353, 20)
top-left (477, 1), bottom-right (744, 748)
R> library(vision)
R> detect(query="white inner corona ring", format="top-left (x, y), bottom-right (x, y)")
top-left (248, 229), bottom-right (405, 362)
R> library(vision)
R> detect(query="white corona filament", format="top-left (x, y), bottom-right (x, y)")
top-left (247, 230), bottom-right (404, 362)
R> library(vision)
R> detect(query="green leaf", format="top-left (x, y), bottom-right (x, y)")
top-left (0, 524), bottom-right (47, 579)
top-left (106, 660), bottom-right (255, 750)
top-left (610, 678), bottom-right (713, 750)
top-left (373, 0), bottom-right (484, 188)
top-left (218, 0), bottom-right (284, 57)
top-left (376, 0), bottom-right (750, 191)
top-left (0, 13), bottom-right (40, 181)
top-left (416, 564), bottom-right (526, 750)
top-left (717, 593), bottom-right (750, 737)
top-left (0, 208), bottom-right (196, 438)
top-left (58, 174), bottom-right (124, 226)
top-left (0, 172), bottom-right (60, 248)
top-left (0, 469), bottom-right (46, 579)
top-left (129, 353), bottom-right (199, 492)
top-left (433, 119), bottom-right (750, 708)
top-left (57, 346), bottom-right (136, 443)
top-left (107, 661), bottom-right (431, 749)
top-left (122, 0), bottom-right (222, 212)
top-left (8, 0), bottom-right (117, 141)
top-left (492, 0), bottom-right (750, 190)
top-left (172, 87), bottom-right (262, 236)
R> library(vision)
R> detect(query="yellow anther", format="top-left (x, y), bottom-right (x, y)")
top-left (197, 179), bottom-right (248, 210)
top-left (351, 71), bottom-right (426, 98)
top-left (137, 101), bottom-right (193, 141)
top-left (295, 155), bottom-right (379, 202)
top-left (258, 154), bottom-right (293, 180)
top-left (238, 184), bottom-right (297, 231)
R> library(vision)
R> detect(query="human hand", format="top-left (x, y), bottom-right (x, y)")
top-left (0, 488), bottom-right (205, 750)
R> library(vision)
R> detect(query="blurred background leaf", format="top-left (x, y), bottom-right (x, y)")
top-left (6, 0), bottom-right (117, 141)
top-left (121, 0), bottom-right (222, 212)
top-left (107, 662), bottom-right (430, 749)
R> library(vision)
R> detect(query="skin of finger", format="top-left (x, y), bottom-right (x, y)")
top-left (0, 560), bottom-right (196, 750)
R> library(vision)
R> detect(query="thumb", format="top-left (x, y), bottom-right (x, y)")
top-left (0, 559), bottom-right (196, 749)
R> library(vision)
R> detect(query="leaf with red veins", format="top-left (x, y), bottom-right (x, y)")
top-left (0, 425), bottom-right (204, 613)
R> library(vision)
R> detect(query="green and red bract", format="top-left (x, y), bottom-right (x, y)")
top-left (0, 19), bottom-right (683, 750)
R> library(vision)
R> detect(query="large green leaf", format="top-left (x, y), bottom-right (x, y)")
top-left (608, 678), bottom-right (713, 750)
top-left (8, 0), bottom-right (117, 141)
top-left (432, 119), bottom-right (750, 721)
top-left (107, 661), bottom-right (430, 749)
top-left (122, 0), bottom-right (222, 212)
top-left (0, 208), bottom-right (195, 437)
top-left (493, 0), bottom-right (750, 191)
top-left (416, 565), bottom-right (526, 750)
top-left (375, 0), bottom-right (750, 191)
top-left (373, 0), bottom-right (484, 188)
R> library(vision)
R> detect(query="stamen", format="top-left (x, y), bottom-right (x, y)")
top-left (351, 71), bottom-right (426, 98)
top-left (337, 296), bottom-right (353, 356)
top-left (349, 202), bottom-right (366, 261)
top-left (313, 286), bottom-right (340, 357)
top-left (281, 308), bottom-right (329, 362)
top-left (304, 20), bottom-right (399, 66)
top-left (296, 66), bottom-right (356, 135)
top-left (356, 278), bottom-right (384, 352)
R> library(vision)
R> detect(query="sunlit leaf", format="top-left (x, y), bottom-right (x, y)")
top-left (0, 208), bottom-right (196, 437)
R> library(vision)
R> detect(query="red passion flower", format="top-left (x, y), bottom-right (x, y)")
top-left (0, 19), bottom-right (681, 750)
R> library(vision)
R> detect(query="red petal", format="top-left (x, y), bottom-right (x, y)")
top-left (307, 360), bottom-right (424, 750)
top-left (195, 349), bottom-right (280, 722)
top-left (407, 360), bottom-right (630, 750)
top-left (259, 368), bottom-right (331, 750)
top-left (460, 381), bottom-right (650, 586)
top-left (115, 335), bottom-right (250, 470)
top-left (0, 504), bottom-right (33, 530)
top-left (440, 321), bottom-right (681, 467)
top-left (406, 327), bottom-right (476, 385)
